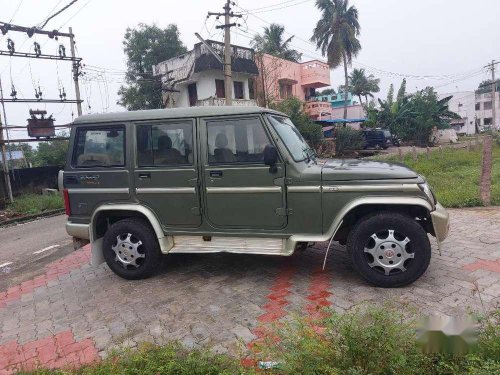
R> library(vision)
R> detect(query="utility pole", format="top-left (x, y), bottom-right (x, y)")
top-left (0, 77), bottom-right (13, 203)
top-left (490, 60), bottom-right (497, 131)
top-left (69, 27), bottom-right (82, 116)
top-left (208, 0), bottom-right (242, 106)
top-left (483, 60), bottom-right (499, 131)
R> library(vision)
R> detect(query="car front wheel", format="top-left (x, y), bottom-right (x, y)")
top-left (103, 218), bottom-right (161, 280)
top-left (347, 212), bottom-right (431, 287)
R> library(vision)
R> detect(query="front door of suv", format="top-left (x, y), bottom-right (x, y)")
top-left (134, 119), bottom-right (201, 227)
top-left (200, 115), bottom-right (287, 230)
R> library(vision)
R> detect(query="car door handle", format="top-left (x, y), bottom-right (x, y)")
top-left (139, 173), bottom-right (151, 180)
top-left (210, 171), bottom-right (223, 178)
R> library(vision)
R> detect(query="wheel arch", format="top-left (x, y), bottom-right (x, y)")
top-left (90, 204), bottom-right (172, 266)
top-left (287, 196), bottom-right (433, 250)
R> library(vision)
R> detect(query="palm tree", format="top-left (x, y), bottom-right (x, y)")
top-left (349, 68), bottom-right (367, 105)
top-left (251, 24), bottom-right (301, 62)
top-left (311, 0), bottom-right (361, 121)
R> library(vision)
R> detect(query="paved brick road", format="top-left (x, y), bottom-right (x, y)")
top-left (1, 208), bottom-right (499, 374)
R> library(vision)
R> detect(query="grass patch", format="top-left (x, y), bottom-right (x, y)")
top-left (375, 144), bottom-right (500, 208)
top-left (6, 193), bottom-right (64, 216)
top-left (20, 307), bottom-right (500, 375)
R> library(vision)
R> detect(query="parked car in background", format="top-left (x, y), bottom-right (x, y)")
top-left (61, 106), bottom-right (449, 288)
top-left (362, 129), bottom-right (396, 149)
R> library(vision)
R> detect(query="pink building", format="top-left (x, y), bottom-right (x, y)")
top-left (256, 54), bottom-right (330, 105)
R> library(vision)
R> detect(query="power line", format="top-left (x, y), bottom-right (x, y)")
top-left (39, 0), bottom-right (80, 29)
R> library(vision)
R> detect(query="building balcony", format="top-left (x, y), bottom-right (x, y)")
top-left (196, 97), bottom-right (257, 107)
top-left (300, 60), bottom-right (330, 88)
top-left (193, 40), bottom-right (259, 76)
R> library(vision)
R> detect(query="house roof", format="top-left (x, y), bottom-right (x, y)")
top-left (73, 107), bottom-right (286, 125)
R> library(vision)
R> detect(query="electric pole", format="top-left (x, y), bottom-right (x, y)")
top-left (69, 27), bottom-right (82, 116)
top-left (208, 0), bottom-right (242, 106)
top-left (490, 60), bottom-right (497, 131)
top-left (0, 77), bottom-right (13, 203)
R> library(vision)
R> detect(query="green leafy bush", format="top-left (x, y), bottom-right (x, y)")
top-left (334, 127), bottom-right (365, 156)
top-left (255, 306), bottom-right (500, 375)
top-left (271, 97), bottom-right (323, 146)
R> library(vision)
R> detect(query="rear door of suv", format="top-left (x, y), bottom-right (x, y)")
top-left (64, 124), bottom-right (131, 222)
top-left (133, 118), bottom-right (202, 228)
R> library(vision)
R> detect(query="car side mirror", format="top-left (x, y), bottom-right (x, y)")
top-left (264, 144), bottom-right (278, 173)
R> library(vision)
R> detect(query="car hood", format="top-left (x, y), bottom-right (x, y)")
top-left (320, 159), bottom-right (419, 181)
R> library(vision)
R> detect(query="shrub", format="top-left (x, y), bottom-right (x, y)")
top-left (334, 127), bottom-right (365, 156)
top-left (255, 306), bottom-right (500, 375)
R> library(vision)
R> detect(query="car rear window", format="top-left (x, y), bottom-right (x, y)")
top-left (72, 127), bottom-right (125, 168)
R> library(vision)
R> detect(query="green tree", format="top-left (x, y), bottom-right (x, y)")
top-left (251, 24), bottom-right (302, 62)
top-left (386, 83), bottom-right (394, 105)
top-left (34, 134), bottom-right (69, 166)
top-left (369, 85), bottom-right (460, 146)
top-left (317, 87), bottom-right (336, 96)
top-left (397, 78), bottom-right (406, 103)
top-left (312, 0), bottom-right (361, 121)
top-left (348, 68), bottom-right (380, 105)
top-left (476, 79), bottom-right (500, 94)
top-left (118, 23), bottom-right (187, 110)
top-left (272, 97), bottom-right (323, 146)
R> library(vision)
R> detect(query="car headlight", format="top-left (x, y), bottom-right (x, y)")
top-left (419, 182), bottom-right (436, 205)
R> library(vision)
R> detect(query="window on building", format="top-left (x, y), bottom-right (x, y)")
top-left (188, 83), bottom-right (197, 107)
top-left (279, 83), bottom-right (293, 99)
top-left (484, 118), bottom-right (493, 126)
top-left (322, 97), bottom-right (327, 101)
top-left (475, 102), bottom-right (480, 111)
top-left (136, 122), bottom-right (193, 167)
top-left (206, 117), bottom-right (271, 164)
top-left (248, 78), bottom-right (255, 100)
top-left (233, 81), bottom-right (244, 99)
top-left (73, 127), bottom-right (125, 168)
top-left (483, 101), bottom-right (492, 110)
top-left (215, 79), bottom-right (225, 98)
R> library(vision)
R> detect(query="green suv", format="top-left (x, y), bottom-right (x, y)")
top-left (61, 106), bottom-right (449, 287)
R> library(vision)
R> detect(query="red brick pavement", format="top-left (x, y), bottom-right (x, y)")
top-left (0, 330), bottom-right (99, 374)
top-left (0, 245), bottom-right (91, 309)
top-left (463, 258), bottom-right (500, 273)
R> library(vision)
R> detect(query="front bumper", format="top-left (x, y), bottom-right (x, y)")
top-left (430, 202), bottom-right (450, 242)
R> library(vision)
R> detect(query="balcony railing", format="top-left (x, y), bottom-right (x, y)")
top-left (196, 97), bottom-right (257, 107)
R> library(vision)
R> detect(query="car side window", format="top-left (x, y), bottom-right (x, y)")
top-left (72, 127), bottom-right (125, 168)
top-left (206, 117), bottom-right (272, 164)
top-left (136, 122), bottom-right (193, 167)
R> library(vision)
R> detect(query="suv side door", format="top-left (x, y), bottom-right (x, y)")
top-left (134, 119), bottom-right (201, 227)
top-left (200, 115), bottom-right (287, 229)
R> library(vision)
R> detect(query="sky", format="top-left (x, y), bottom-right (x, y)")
top-left (0, 0), bottom-right (499, 141)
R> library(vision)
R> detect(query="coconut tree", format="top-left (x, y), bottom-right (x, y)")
top-left (251, 24), bottom-right (301, 62)
top-left (349, 68), bottom-right (368, 105)
top-left (311, 0), bottom-right (361, 120)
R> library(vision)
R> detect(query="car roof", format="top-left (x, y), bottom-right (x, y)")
top-left (72, 106), bottom-right (286, 125)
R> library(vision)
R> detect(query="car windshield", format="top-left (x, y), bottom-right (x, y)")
top-left (267, 115), bottom-right (312, 162)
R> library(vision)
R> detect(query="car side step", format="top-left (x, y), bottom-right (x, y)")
top-left (168, 236), bottom-right (286, 255)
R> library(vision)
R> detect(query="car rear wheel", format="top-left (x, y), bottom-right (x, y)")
top-left (103, 218), bottom-right (161, 280)
top-left (347, 212), bottom-right (431, 287)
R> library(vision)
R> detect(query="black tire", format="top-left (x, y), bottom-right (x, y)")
top-left (347, 212), bottom-right (431, 288)
top-left (103, 218), bottom-right (161, 280)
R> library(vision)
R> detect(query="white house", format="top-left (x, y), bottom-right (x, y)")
top-left (439, 91), bottom-right (476, 135)
top-left (153, 40), bottom-right (259, 108)
top-left (475, 91), bottom-right (500, 130)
